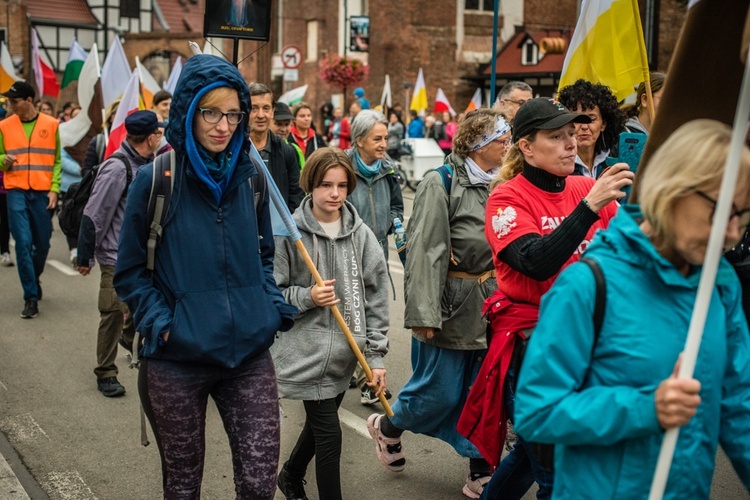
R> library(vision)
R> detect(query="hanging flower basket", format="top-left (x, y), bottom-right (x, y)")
top-left (319, 55), bottom-right (369, 92)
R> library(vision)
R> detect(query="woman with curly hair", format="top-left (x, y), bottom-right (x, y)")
top-left (558, 79), bottom-right (626, 179)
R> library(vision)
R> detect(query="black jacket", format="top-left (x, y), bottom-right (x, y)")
top-left (287, 131), bottom-right (326, 159)
top-left (267, 132), bottom-right (304, 212)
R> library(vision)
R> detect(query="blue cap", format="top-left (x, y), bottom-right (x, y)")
top-left (354, 87), bottom-right (365, 97)
top-left (125, 110), bottom-right (166, 136)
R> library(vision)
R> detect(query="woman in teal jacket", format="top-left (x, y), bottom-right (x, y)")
top-left (514, 120), bottom-right (750, 499)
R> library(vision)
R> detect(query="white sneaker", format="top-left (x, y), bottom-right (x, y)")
top-left (1, 252), bottom-right (13, 267)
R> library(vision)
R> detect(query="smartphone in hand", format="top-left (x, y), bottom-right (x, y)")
top-left (605, 132), bottom-right (647, 202)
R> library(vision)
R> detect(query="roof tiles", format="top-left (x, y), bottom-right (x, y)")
top-left (27, 0), bottom-right (98, 26)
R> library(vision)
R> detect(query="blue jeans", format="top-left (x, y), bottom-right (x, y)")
top-left (480, 368), bottom-right (554, 500)
top-left (6, 189), bottom-right (51, 301)
top-left (389, 337), bottom-right (486, 458)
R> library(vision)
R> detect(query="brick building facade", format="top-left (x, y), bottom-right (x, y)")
top-left (2, 0), bottom-right (688, 119)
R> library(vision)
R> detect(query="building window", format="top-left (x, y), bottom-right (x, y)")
top-left (465, 0), bottom-right (494, 12)
top-left (120, 0), bottom-right (140, 19)
top-left (522, 39), bottom-right (538, 65)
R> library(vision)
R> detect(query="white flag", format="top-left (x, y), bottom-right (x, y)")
top-left (101, 36), bottom-right (131, 107)
top-left (381, 74), bottom-right (392, 108)
top-left (164, 56), bottom-right (183, 95)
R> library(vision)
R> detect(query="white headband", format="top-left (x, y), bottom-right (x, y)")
top-left (470, 116), bottom-right (512, 151)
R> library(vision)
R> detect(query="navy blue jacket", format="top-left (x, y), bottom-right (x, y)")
top-left (114, 55), bottom-right (296, 368)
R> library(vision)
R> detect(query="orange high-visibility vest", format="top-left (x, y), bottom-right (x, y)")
top-left (0, 113), bottom-right (58, 191)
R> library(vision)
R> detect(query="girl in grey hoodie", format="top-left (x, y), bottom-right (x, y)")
top-left (271, 147), bottom-right (390, 500)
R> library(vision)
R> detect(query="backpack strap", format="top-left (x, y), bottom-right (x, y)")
top-left (95, 134), bottom-right (106, 164)
top-left (579, 257), bottom-right (606, 343)
top-left (435, 164), bottom-right (453, 193)
top-left (109, 152), bottom-right (133, 196)
top-left (146, 150), bottom-right (175, 272)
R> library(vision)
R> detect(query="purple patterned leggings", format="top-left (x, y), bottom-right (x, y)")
top-left (139, 351), bottom-right (280, 500)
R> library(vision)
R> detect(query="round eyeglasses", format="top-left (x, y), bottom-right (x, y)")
top-left (199, 108), bottom-right (246, 125)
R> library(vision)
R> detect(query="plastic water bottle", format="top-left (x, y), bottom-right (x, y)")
top-left (394, 218), bottom-right (407, 266)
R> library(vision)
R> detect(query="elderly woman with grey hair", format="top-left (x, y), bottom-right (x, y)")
top-left (345, 109), bottom-right (404, 406)
top-left (346, 109), bottom-right (404, 260)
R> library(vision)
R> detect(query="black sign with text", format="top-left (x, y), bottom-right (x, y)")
top-left (204, 0), bottom-right (272, 41)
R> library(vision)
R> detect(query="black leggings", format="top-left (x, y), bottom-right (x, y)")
top-left (284, 392), bottom-right (346, 500)
top-left (0, 192), bottom-right (10, 254)
top-left (139, 352), bottom-right (280, 500)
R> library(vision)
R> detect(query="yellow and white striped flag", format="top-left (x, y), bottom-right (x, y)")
top-left (410, 68), bottom-right (428, 114)
top-left (0, 41), bottom-right (21, 93)
top-left (559, 0), bottom-right (649, 101)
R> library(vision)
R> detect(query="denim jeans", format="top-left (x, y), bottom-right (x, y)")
top-left (6, 189), bottom-right (52, 300)
top-left (480, 368), bottom-right (554, 500)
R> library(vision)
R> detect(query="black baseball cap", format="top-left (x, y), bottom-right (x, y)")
top-left (2, 81), bottom-right (35, 100)
top-left (125, 110), bottom-right (166, 136)
top-left (274, 102), bottom-right (295, 121)
top-left (512, 97), bottom-right (591, 143)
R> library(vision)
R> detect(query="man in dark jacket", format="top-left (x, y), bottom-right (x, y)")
top-left (248, 83), bottom-right (303, 212)
top-left (76, 110), bottom-right (162, 397)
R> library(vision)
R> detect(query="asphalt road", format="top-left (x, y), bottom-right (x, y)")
top-left (0, 189), bottom-right (747, 500)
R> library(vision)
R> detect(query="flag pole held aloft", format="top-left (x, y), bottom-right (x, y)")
top-left (648, 45), bottom-right (750, 500)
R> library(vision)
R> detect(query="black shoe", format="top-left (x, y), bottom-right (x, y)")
top-left (36, 280), bottom-right (42, 301)
top-left (20, 300), bottom-right (38, 319)
top-left (277, 465), bottom-right (308, 500)
top-left (360, 386), bottom-right (393, 406)
top-left (349, 376), bottom-right (358, 389)
top-left (97, 377), bottom-right (126, 397)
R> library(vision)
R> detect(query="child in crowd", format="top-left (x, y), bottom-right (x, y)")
top-left (271, 147), bottom-right (390, 500)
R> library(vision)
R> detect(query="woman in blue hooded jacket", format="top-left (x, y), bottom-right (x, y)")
top-left (513, 120), bottom-right (750, 499)
top-left (114, 55), bottom-right (296, 499)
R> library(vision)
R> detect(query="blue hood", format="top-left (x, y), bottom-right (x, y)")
top-left (166, 55), bottom-right (251, 158)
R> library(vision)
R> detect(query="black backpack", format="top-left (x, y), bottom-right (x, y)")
top-left (59, 153), bottom-right (132, 240)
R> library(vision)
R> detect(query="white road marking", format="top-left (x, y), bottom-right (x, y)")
top-left (338, 408), bottom-right (371, 440)
top-left (44, 471), bottom-right (96, 500)
top-left (0, 455), bottom-right (30, 500)
top-left (0, 414), bottom-right (50, 442)
top-left (47, 260), bottom-right (78, 276)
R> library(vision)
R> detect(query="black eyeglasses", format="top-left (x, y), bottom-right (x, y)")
top-left (696, 191), bottom-right (750, 228)
top-left (199, 108), bottom-right (246, 125)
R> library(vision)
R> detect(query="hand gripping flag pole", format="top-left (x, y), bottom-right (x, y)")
top-left (648, 45), bottom-right (750, 500)
top-left (248, 145), bottom-right (394, 417)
